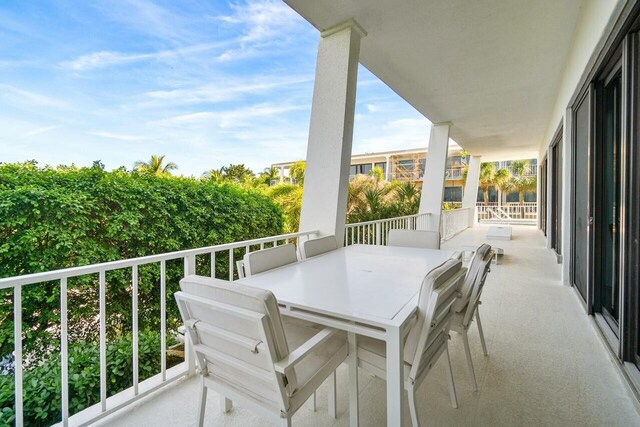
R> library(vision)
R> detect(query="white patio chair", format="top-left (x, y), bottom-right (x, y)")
top-left (241, 242), bottom-right (333, 410)
top-left (451, 243), bottom-right (493, 390)
top-left (301, 235), bottom-right (338, 259)
top-left (243, 243), bottom-right (298, 277)
top-left (176, 275), bottom-right (348, 427)
top-left (356, 258), bottom-right (465, 426)
top-left (387, 229), bottom-right (441, 249)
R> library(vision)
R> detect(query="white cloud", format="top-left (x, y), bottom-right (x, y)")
top-left (0, 84), bottom-right (67, 108)
top-left (143, 74), bottom-right (312, 106)
top-left (365, 103), bottom-right (381, 113)
top-left (216, 0), bottom-right (313, 61)
top-left (155, 103), bottom-right (308, 128)
top-left (220, 0), bottom-right (301, 43)
top-left (60, 43), bottom-right (227, 72)
top-left (87, 131), bottom-right (149, 141)
top-left (22, 125), bottom-right (62, 138)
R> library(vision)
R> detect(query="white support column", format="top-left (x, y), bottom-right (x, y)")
top-left (386, 156), bottom-right (392, 181)
top-left (298, 20), bottom-right (366, 244)
top-left (462, 155), bottom-right (482, 227)
top-left (419, 123), bottom-right (451, 231)
top-left (279, 167), bottom-right (284, 184)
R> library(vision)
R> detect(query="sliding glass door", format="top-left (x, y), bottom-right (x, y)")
top-left (595, 65), bottom-right (622, 335)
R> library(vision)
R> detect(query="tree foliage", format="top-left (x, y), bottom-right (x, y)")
top-left (0, 161), bottom-right (283, 366)
top-left (288, 161), bottom-right (305, 186)
top-left (478, 163), bottom-right (511, 205)
top-left (0, 330), bottom-right (169, 426)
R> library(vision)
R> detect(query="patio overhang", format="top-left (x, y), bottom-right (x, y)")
top-left (284, 0), bottom-right (614, 161)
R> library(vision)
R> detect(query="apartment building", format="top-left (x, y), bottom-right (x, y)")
top-left (271, 147), bottom-right (536, 203)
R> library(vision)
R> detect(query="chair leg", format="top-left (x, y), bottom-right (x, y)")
top-left (328, 371), bottom-right (337, 418)
top-left (197, 377), bottom-right (208, 427)
top-left (220, 396), bottom-right (232, 413)
top-left (407, 387), bottom-right (420, 427)
top-left (462, 330), bottom-right (478, 391)
top-left (444, 344), bottom-right (458, 409)
top-left (475, 308), bottom-right (488, 356)
top-left (281, 416), bottom-right (292, 427)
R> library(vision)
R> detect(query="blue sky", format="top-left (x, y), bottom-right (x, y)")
top-left (0, 0), bottom-right (431, 176)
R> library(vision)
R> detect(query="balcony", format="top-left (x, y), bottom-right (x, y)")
top-left (85, 223), bottom-right (639, 427)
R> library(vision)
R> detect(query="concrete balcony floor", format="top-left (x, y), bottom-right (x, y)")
top-left (97, 225), bottom-right (640, 426)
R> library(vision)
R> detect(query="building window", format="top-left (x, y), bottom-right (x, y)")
top-left (397, 159), bottom-right (414, 171)
top-left (351, 163), bottom-right (373, 175)
top-left (444, 186), bottom-right (462, 202)
top-left (374, 162), bottom-right (386, 174)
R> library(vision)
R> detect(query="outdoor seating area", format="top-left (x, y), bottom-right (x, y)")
top-left (95, 225), bottom-right (640, 427)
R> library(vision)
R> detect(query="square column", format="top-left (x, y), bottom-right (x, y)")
top-left (299, 20), bottom-right (366, 244)
top-left (462, 155), bottom-right (482, 226)
top-left (419, 123), bottom-right (451, 231)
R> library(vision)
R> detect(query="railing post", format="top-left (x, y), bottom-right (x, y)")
top-left (375, 222), bottom-right (382, 245)
top-left (184, 255), bottom-right (196, 376)
top-left (14, 285), bottom-right (23, 426)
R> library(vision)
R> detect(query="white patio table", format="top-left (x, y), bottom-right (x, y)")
top-left (238, 243), bottom-right (456, 426)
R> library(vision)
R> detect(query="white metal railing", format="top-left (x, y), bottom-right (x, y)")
top-left (0, 230), bottom-right (318, 426)
top-left (440, 208), bottom-right (471, 240)
top-left (344, 213), bottom-right (431, 246)
top-left (445, 168), bottom-right (464, 179)
top-left (476, 202), bottom-right (537, 221)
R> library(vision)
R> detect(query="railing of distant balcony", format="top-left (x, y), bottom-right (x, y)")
top-left (0, 230), bottom-right (318, 426)
top-left (344, 209), bottom-right (471, 246)
top-left (476, 202), bottom-right (537, 221)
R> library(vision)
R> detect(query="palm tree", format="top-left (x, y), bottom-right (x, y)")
top-left (134, 155), bottom-right (178, 176)
top-left (289, 161), bottom-right (306, 186)
top-left (394, 181), bottom-right (420, 215)
top-left (257, 167), bottom-right (279, 186)
top-left (201, 168), bottom-right (224, 182)
top-left (265, 184), bottom-right (303, 233)
top-left (499, 159), bottom-right (535, 217)
top-left (510, 159), bottom-right (530, 177)
top-left (368, 166), bottom-right (385, 182)
top-left (478, 163), bottom-right (510, 205)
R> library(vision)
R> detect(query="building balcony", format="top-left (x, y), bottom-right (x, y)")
top-left (87, 224), bottom-right (639, 427)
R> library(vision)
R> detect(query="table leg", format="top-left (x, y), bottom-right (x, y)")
top-left (386, 326), bottom-right (405, 426)
top-left (347, 332), bottom-right (359, 426)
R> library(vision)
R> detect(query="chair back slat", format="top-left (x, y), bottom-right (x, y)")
top-left (406, 259), bottom-right (465, 382)
top-left (244, 243), bottom-right (298, 277)
top-left (303, 235), bottom-right (338, 259)
top-left (463, 249), bottom-right (493, 326)
top-left (388, 229), bottom-right (440, 249)
top-left (453, 244), bottom-right (491, 313)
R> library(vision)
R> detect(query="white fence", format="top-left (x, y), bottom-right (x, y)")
top-left (441, 208), bottom-right (471, 240)
top-left (0, 230), bottom-right (318, 426)
top-left (476, 202), bottom-right (537, 221)
top-left (344, 209), bottom-right (471, 246)
top-left (344, 213), bottom-right (431, 246)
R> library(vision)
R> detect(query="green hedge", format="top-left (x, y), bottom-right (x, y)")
top-left (0, 330), bottom-right (168, 426)
top-left (0, 162), bottom-right (284, 424)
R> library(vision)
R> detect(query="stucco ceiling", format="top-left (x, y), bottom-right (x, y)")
top-left (285, 0), bottom-right (584, 160)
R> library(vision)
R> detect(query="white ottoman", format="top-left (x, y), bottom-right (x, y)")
top-left (487, 225), bottom-right (512, 241)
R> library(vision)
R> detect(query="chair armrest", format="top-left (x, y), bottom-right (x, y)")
top-left (274, 327), bottom-right (339, 374)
